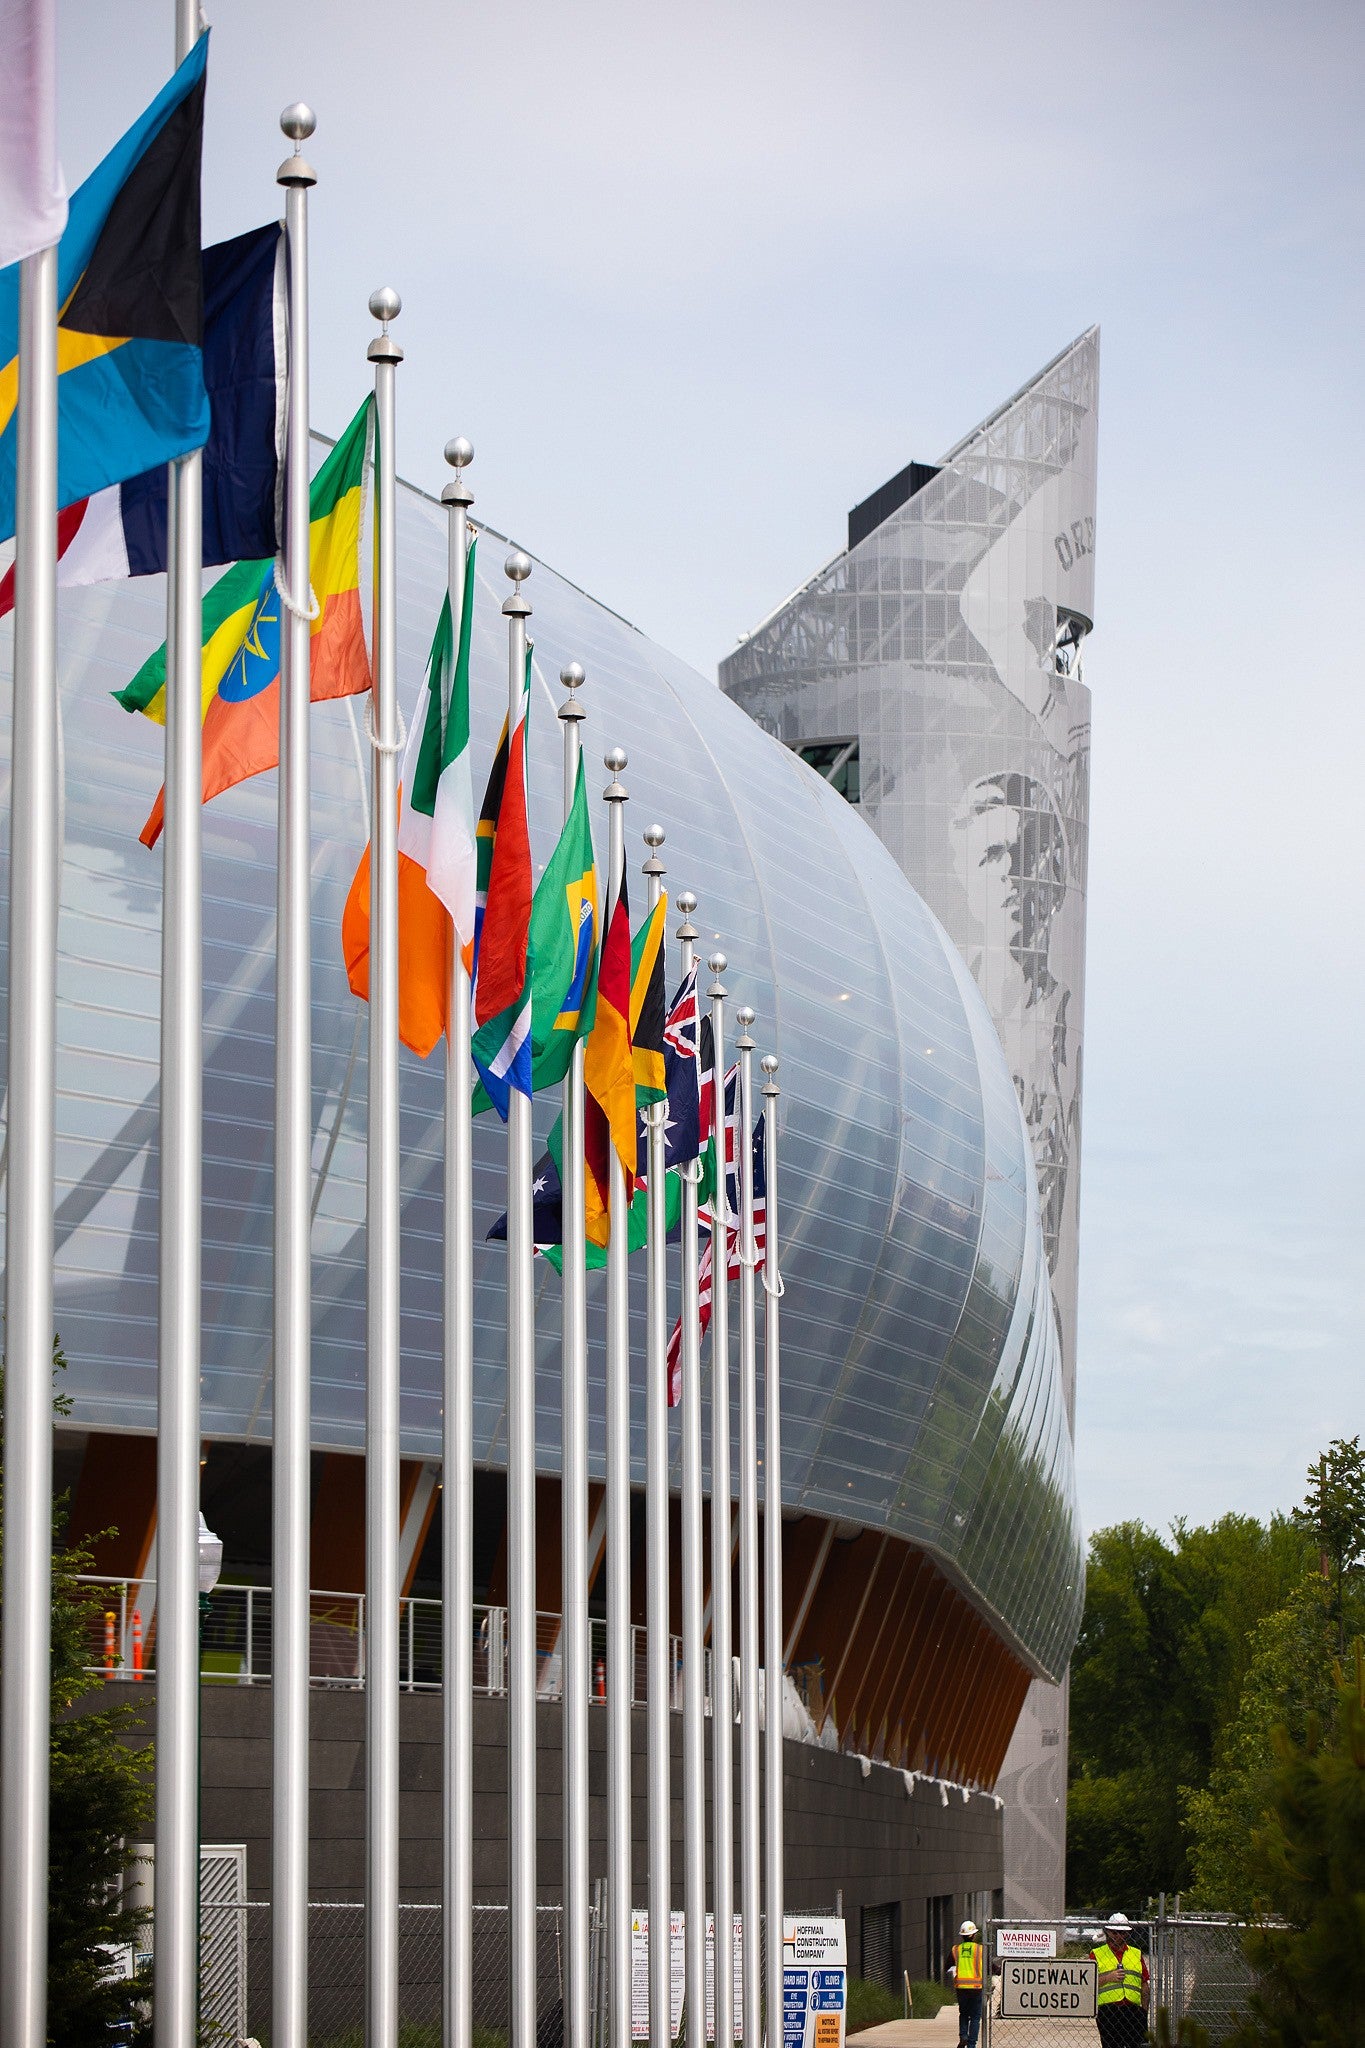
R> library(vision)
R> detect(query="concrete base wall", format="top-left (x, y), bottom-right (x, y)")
top-left (106, 1683), bottom-right (1002, 1983)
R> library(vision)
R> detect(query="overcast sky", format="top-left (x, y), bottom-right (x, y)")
top-left (56, 2), bottom-right (1364, 1541)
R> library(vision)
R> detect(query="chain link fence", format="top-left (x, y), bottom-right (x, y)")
top-left (198, 1900), bottom-right (569, 2047)
top-left (978, 1912), bottom-right (1266, 2048)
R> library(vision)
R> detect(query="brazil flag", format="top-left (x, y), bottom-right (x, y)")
top-left (0, 36), bottom-right (211, 542)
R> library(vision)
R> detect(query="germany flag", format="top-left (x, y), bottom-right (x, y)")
top-left (0, 37), bottom-right (210, 542)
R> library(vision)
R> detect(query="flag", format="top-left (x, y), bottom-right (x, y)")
top-left (0, 0), bottom-right (66, 266)
top-left (487, 1142), bottom-right (564, 1249)
top-left (342, 586), bottom-right (464, 1059)
top-left (121, 392), bottom-right (374, 847)
top-left (656, 965), bottom-right (702, 1173)
top-left (470, 645), bottom-right (533, 1118)
top-left (0, 221), bottom-right (285, 615)
top-left (667, 1106), bottom-right (764, 1405)
top-left (472, 745), bottom-right (598, 1115)
top-left (0, 35), bottom-right (211, 542)
top-left (424, 538), bottom-right (478, 960)
top-left (582, 867), bottom-right (635, 1246)
top-left (630, 892), bottom-right (668, 1105)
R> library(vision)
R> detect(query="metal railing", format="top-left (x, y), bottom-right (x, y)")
top-left (77, 1575), bottom-right (718, 1711)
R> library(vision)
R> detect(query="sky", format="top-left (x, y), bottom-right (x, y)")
top-left (56, 1), bottom-right (1365, 1541)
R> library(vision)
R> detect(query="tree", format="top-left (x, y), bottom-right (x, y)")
top-left (1067, 1514), bottom-right (1310, 1908)
top-left (1184, 1580), bottom-right (1340, 1914)
top-left (0, 1342), bottom-right (154, 2044)
top-left (1227, 1646), bottom-right (1365, 2048)
top-left (1295, 1438), bottom-right (1365, 1657)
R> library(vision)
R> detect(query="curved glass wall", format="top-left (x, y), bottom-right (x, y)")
top-left (0, 451), bottom-right (1083, 1676)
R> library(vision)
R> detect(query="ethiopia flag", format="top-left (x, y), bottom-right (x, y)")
top-left (472, 745), bottom-right (598, 1115)
top-left (342, 574), bottom-right (472, 1059)
top-left (470, 646), bottom-right (533, 1118)
top-left (118, 394), bottom-right (374, 847)
top-left (0, 36), bottom-right (210, 542)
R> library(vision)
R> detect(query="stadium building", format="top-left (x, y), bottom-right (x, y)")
top-left (2, 363), bottom-right (1086, 1983)
top-left (719, 329), bottom-right (1100, 1915)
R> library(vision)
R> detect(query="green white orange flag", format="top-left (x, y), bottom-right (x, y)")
top-left (118, 393), bottom-right (374, 845)
top-left (423, 536), bottom-right (478, 962)
top-left (342, 573), bottom-right (474, 1061)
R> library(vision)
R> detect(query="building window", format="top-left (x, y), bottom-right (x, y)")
top-left (795, 739), bottom-right (860, 805)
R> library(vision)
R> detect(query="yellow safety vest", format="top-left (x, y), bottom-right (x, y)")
top-left (953, 1941), bottom-right (982, 1991)
top-left (1092, 1944), bottom-right (1143, 2007)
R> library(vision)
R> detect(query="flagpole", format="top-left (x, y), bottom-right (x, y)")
top-left (760, 1056), bottom-right (784, 2048)
top-left (602, 746), bottom-right (631, 2048)
top-left (273, 103), bottom-right (318, 2048)
top-left (365, 285), bottom-right (404, 2048)
top-left (675, 894), bottom-right (707, 2048)
top-left (154, 2), bottom-right (209, 2039)
top-left (503, 548), bottom-right (538, 2048)
top-left (0, 239), bottom-right (59, 2048)
top-left (558, 660), bottom-right (591, 2048)
top-left (706, 953), bottom-right (735, 2048)
top-left (733, 1005), bottom-right (761, 2048)
top-left (442, 436), bottom-right (475, 2048)
top-left (642, 822), bottom-right (671, 2048)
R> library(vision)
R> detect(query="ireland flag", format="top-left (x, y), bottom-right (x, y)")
top-left (422, 537), bottom-right (478, 959)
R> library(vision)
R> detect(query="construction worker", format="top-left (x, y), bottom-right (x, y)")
top-left (948, 1920), bottom-right (984, 2048)
top-left (1089, 1912), bottom-right (1149, 2047)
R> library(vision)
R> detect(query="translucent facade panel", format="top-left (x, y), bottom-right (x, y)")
top-left (0, 434), bottom-right (1082, 1679)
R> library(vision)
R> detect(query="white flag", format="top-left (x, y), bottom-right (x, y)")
top-left (0, 0), bottom-right (67, 267)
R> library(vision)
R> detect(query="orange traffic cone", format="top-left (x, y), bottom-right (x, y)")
top-left (104, 1611), bottom-right (116, 1679)
top-left (132, 1609), bottom-right (143, 1681)
top-left (594, 1656), bottom-right (606, 1701)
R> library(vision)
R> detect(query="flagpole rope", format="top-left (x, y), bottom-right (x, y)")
top-left (762, 1262), bottom-right (784, 1299)
top-left (363, 693), bottom-right (407, 756)
top-left (273, 557), bottom-right (320, 621)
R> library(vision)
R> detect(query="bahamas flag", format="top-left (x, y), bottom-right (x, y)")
top-left (117, 394), bottom-right (374, 846)
top-left (472, 748), bottom-right (598, 1115)
top-left (0, 36), bottom-right (211, 542)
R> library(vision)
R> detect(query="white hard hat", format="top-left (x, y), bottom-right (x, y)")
top-left (1106, 1912), bottom-right (1131, 1931)
top-left (960, 1921), bottom-right (978, 1938)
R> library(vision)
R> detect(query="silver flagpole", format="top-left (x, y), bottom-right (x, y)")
top-left (0, 238), bottom-right (59, 2048)
top-left (503, 548), bottom-right (537, 2048)
top-left (641, 823), bottom-right (670, 2048)
top-left (675, 895), bottom-right (707, 2048)
top-left (601, 746), bottom-right (631, 2048)
top-left (273, 104), bottom-right (318, 2048)
top-left (442, 436), bottom-right (475, 2048)
top-left (558, 661), bottom-right (590, 2048)
top-left (706, 954), bottom-right (735, 2048)
top-left (759, 1057), bottom-right (784, 2048)
top-left (158, 2), bottom-right (206, 2034)
top-left (365, 286), bottom-right (403, 2048)
top-left (733, 1006), bottom-right (760, 2048)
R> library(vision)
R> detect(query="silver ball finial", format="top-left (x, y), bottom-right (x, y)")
top-left (369, 286), bottom-right (401, 326)
top-left (677, 890), bottom-right (698, 915)
top-left (708, 950), bottom-right (728, 974)
top-left (281, 102), bottom-right (316, 144)
top-left (643, 823), bottom-right (665, 849)
top-left (761, 1054), bottom-right (779, 1076)
top-left (605, 746), bottom-right (628, 773)
top-left (560, 661), bottom-right (585, 691)
top-left (444, 436), bottom-right (474, 471)
top-left (736, 1004), bottom-right (756, 1028)
top-left (504, 549), bottom-right (533, 585)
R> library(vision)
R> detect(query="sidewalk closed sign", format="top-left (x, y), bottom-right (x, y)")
top-left (782, 1917), bottom-right (847, 2048)
top-left (1000, 1958), bottom-right (1097, 2017)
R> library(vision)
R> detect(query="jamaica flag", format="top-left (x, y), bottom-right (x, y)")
top-left (0, 36), bottom-right (211, 542)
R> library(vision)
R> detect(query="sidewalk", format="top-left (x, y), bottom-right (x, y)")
top-left (847, 2013), bottom-right (961, 2045)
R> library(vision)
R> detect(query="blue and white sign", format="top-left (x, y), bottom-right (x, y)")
top-left (782, 1918), bottom-right (847, 2048)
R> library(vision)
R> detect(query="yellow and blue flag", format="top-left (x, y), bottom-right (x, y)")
top-left (0, 35), bottom-right (211, 542)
